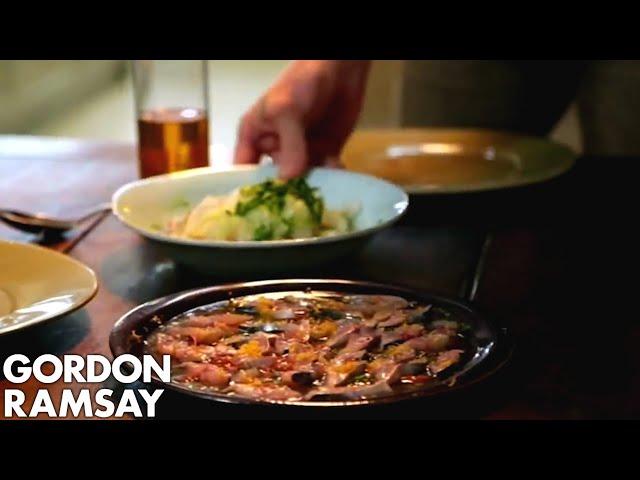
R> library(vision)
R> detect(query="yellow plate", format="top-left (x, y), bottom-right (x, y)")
top-left (342, 128), bottom-right (576, 194)
top-left (0, 241), bottom-right (98, 335)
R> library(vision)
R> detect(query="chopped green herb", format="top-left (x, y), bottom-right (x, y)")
top-left (351, 373), bottom-right (370, 384)
top-left (253, 224), bottom-right (274, 241)
top-left (234, 177), bottom-right (324, 226)
top-left (288, 177), bottom-right (324, 224)
top-left (282, 217), bottom-right (294, 237)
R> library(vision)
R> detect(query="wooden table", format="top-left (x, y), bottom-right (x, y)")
top-left (1, 135), bottom-right (638, 419)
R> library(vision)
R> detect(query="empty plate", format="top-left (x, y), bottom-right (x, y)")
top-left (0, 241), bottom-right (98, 335)
top-left (341, 128), bottom-right (576, 194)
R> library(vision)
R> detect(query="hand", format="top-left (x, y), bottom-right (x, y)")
top-left (234, 60), bottom-right (370, 179)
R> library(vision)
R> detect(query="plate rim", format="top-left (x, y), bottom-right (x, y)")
top-left (0, 240), bottom-right (99, 336)
top-left (109, 278), bottom-right (513, 408)
top-left (342, 127), bottom-right (577, 195)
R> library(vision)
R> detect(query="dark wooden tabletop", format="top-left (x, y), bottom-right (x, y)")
top-left (1, 135), bottom-right (638, 420)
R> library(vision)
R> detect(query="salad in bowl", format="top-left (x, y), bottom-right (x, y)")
top-left (112, 165), bottom-right (408, 276)
top-left (165, 177), bottom-right (359, 242)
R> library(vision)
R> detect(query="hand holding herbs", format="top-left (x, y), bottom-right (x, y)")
top-left (164, 177), bottom-right (358, 241)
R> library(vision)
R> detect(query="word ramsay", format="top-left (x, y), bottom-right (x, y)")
top-left (3, 354), bottom-right (170, 418)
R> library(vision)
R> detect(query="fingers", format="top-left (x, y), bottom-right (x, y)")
top-left (233, 112), bottom-right (261, 165)
top-left (234, 59), bottom-right (358, 177)
top-left (235, 99), bottom-right (342, 177)
top-left (272, 111), bottom-right (308, 179)
top-left (256, 134), bottom-right (278, 152)
top-left (234, 95), bottom-right (309, 180)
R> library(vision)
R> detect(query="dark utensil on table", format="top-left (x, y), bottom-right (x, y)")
top-left (0, 203), bottom-right (112, 235)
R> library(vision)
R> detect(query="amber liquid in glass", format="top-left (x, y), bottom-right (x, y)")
top-left (137, 107), bottom-right (209, 178)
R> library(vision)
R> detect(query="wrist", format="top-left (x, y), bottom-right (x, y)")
top-left (326, 60), bottom-right (371, 74)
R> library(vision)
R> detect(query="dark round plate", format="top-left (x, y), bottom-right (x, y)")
top-left (110, 279), bottom-right (512, 409)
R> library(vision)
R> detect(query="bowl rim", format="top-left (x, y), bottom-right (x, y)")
top-left (109, 278), bottom-right (513, 408)
top-left (111, 165), bottom-right (409, 249)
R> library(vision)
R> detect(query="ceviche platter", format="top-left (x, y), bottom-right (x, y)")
top-left (110, 280), bottom-right (510, 408)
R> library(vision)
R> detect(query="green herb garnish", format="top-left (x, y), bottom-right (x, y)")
top-left (253, 224), bottom-right (274, 241)
top-left (288, 177), bottom-right (324, 224)
top-left (234, 177), bottom-right (324, 226)
top-left (351, 373), bottom-right (370, 384)
top-left (282, 217), bottom-right (294, 237)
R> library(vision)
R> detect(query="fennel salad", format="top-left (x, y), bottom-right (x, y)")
top-left (162, 177), bottom-right (360, 242)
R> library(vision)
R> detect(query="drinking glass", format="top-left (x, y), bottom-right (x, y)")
top-left (132, 60), bottom-right (209, 178)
